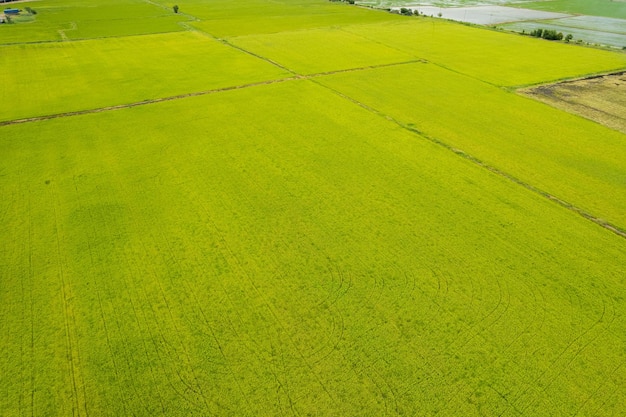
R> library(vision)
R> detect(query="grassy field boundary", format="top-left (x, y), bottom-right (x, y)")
top-left (0, 60), bottom-right (423, 127)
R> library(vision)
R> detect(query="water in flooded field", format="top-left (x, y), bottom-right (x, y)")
top-left (384, 3), bottom-right (626, 48)
top-left (395, 5), bottom-right (569, 24)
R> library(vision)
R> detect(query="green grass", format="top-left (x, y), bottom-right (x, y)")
top-left (2, 79), bottom-right (626, 415)
top-left (0, 31), bottom-right (290, 121)
top-left (183, 0), bottom-right (400, 37)
top-left (2, 0), bottom-right (626, 415)
top-left (0, 0), bottom-right (188, 43)
top-left (521, 0), bottom-right (626, 19)
top-left (342, 20), bottom-right (626, 86)
top-left (317, 62), bottom-right (626, 230)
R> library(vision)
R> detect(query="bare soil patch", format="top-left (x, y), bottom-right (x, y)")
top-left (520, 72), bottom-right (626, 134)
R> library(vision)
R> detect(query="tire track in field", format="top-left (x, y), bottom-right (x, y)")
top-left (173, 150), bottom-right (351, 377)
top-left (71, 177), bottom-right (132, 415)
top-left (146, 165), bottom-right (256, 414)
top-left (131, 247), bottom-right (213, 410)
top-left (310, 79), bottom-right (626, 241)
top-left (112, 187), bottom-right (213, 410)
top-left (19, 184), bottom-right (35, 417)
top-left (173, 178), bottom-right (341, 411)
top-left (18, 186), bottom-right (27, 415)
top-left (57, 22), bottom-right (77, 41)
top-left (519, 289), bottom-right (617, 414)
top-left (191, 207), bottom-right (326, 412)
top-left (113, 166), bottom-right (252, 413)
top-left (74, 178), bottom-right (169, 414)
top-left (27, 190), bottom-right (36, 417)
top-left (50, 182), bottom-right (89, 417)
top-left (97, 179), bottom-right (206, 412)
top-left (585, 362), bottom-right (625, 416)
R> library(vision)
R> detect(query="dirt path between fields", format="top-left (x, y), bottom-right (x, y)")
top-left (0, 60), bottom-right (421, 128)
top-left (0, 77), bottom-right (295, 127)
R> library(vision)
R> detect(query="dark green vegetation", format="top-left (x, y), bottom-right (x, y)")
top-left (529, 28), bottom-right (565, 40)
top-left (1, 0), bottom-right (626, 415)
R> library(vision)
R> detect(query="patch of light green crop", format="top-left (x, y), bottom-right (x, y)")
top-left (317, 62), bottom-right (626, 229)
top-left (230, 27), bottom-right (416, 74)
top-left (0, 31), bottom-right (290, 121)
top-left (342, 19), bottom-right (626, 86)
top-left (2, 79), bottom-right (626, 416)
top-left (185, 0), bottom-right (401, 37)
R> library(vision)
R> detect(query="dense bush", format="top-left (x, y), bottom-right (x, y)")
top-left (529, 28), bottom-right (564, 41)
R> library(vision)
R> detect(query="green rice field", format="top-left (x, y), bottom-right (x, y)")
top-left (1, 0), bottom-right (626, 415)
top-left (522, 0), bottom-right (626, 19)
top-left (0, 0), bottom-right (190, 43)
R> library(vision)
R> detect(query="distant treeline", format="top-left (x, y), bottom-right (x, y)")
top-left (526, 28), bottom-right (573, 42)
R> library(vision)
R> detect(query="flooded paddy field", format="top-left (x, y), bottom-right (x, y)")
top-left (501, 20), bottom-right (626, 48)
top-left (371, 0), bottom-right (626, 48)
top-left (362, 0), bottom-right (535, 7)
top-left (367, 0), bottom-right (626, 18)
top-left (392, 5), bottom-right (569, 24)
top-left (501, 15), bottom-right (626, 48)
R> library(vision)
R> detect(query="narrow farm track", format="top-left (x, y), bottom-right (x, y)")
top-left (57, 22), bottom-right (77, 41)
top-left (0, 60), bottom-right (422, 128)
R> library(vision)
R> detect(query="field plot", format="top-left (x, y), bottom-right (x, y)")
top-left (0, 0), bottom-right (188, 44)
top-left (531, 15), bottom-right (626, 35)
top-left (317, 62), bottom-right (626, 230)
top-left (521, 71), bottom-right (626, 134)
top-left (341, 20), bottom-right (626, 86)
top-left (181, 0), bottom-right (400, 37)
top-left (394, 5), bottom-right (571, 25)
top-left (229, 27), bottom-right (417, 74)
top-left (501, 16), bottom-right (626, 49)
top-left (2, 79), bottom-right (626, 416)
top-left (0, 31), bottom-right (290, 122)
top-left (3, 0), bottom-right (626, 415)
top-left (521, 0), bottom-right (626, 19)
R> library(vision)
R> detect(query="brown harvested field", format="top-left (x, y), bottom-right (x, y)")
top-left (521, 71), bottom-right (626, 134)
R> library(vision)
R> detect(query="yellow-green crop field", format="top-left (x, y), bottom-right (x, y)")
top-left (1, 0), bottom-right (626, 415)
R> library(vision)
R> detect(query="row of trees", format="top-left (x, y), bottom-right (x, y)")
top-left (527, 28), bottom-right (573, 42)
top-left (395, 8), bottom-right (441, 17)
